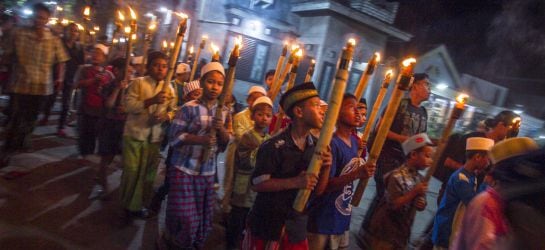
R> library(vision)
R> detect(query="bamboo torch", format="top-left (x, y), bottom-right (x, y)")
top-left (201, 36), bottom-right (243, 162)
top-left (155, 12), bottom-right (188, 116)
top-left (269, 41), bottom-right (288, 96)
top-left (142, 21), bottom-right (157, 65)
top-left (354, 52), bottom-right (381, 101)
top-left (423, 94), bottom-right (469, 182)
top-left (210, 42), bottom-right (221, 62)
top-left (82, 6), bottom-right (91, 46)
top-left (358, 69), bottom-right (394, 152)
top-left (270, 45), bottom-right (299, 102)
top-left (123, 6), bottom-right (137, 82)
top-left (271, 49), bottom-right (303, 134)
top-left (190, 35), bottom-right (207, 81)
top-left (304, 59), bottom-right (316, 82)
top-left (162, 40), bottom-right (168, 54)
top-left (286, 49), bottom-right (303, 90)
top-left (293, 39), bottom-right (356, 213)
top-left (351, 57), bottom-right (417, 206)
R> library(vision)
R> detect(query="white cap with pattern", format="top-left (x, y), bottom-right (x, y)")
top-left (402, 133), bottom-right (434, 156)
top-left (247, 86), bottom-right (267, 96)
top-left (183, 80), bottom-right (202, 96)
top-left (176, 63), bottom-right (191, 74)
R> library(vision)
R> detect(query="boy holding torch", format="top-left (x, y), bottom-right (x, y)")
top-left (307, 93), bottom-right (375, 250)
top-left (226, 96), bottom-right (273, 250)
top-left (120, 51), bottom-right (176, 220)
top-left (367, 133), bottom-right (433, 249)
top-left (244, 82), bottom-right (332, 249)
top-left (165, 62), bottom-right (232, 249)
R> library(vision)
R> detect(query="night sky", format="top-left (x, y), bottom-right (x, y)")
top-left (388, 0), bottom-right (545, 97)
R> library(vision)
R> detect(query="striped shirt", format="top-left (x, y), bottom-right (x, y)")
top-left (7, 27), bottom-right (69, 95)
top-left (169, 99), bottom-right (232, 176)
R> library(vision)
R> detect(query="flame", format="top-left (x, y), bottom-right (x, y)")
top-left (202, 35), bottom-right (208, 40)
top-left (56, 6), bottom-right (63, 11)
top-left (124, 26), bottom-right (131, 34)
top-left (348, 38), bottom-right (356, 46)
top-left (93, 26), bottom-right (100, 31)
top-left (132, 33), bottom-right (137, 40)
top-left (375, 52), bottom-right (381, 62)
top-left (162, 40), bottom-right (168, 48)
top-left (291, 44), bottom-right (299, 52)
top-left (311, 59), bottom-right (316, 64)
top-left (118, 10), bottom-right (125, 21)
top-left (148, 22), bottom-right (157, 31)
top-left (234, 35), bottom-right (243, 49)
top-left (89, 31), bottom-right (96, 35)
top-left (83, 6), bottom-right (90, 17)
top-left (170, 42), bottom-right (175, 48)
top-left (283, 41), bottom-right (289, 46)
top-left (385, 69), bottom-right (393, 77)
top-left (456, 93), bottom-right (469, 104)
top-left (402, 58), bottom-right (417, 67)
top-left (211, 43), bottom-right (220, 54)
top-left (76, 23), bottom-right (84, 30)
top-left (61, 19), bottom-right (69, 25)
top-left (113, 38), bottom-right (119, 44)
top-left (48, 18), bottom-right (58, 25)
top-left (174, 12), bottom-right (188, 19)
top-left (128, 6), bottom-right (137, 20)
top-left (189, 46), bottom-right (194, 54)
top-left (295, 49), bottom-right (303, 58)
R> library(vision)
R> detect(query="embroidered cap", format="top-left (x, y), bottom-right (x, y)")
top-left (489, 137), bottom-right (539, 164)
top-left (466, 137), bottom-right (494, 151)
top-left (252, 96), bottom-right (273, 109)
top-left (201, 62), bottom-right (225, 77)
top-left (280, 82), bottom-right (319, 112)
top-left (248, 86), bottom-right (267, 96)
top-left (94, 43), bottom-right (109, 56)
top-left (183, 80), bottom-right (202, 97)
top-left (176, 63), bottom-right (191, 74)
top-left (402, 133), bottom-right (433, 156)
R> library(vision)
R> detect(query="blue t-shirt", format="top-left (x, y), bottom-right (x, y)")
top-left (432, 167), bottom-right (478, 247)
top-left (307, 134), bottom-right (362, 235)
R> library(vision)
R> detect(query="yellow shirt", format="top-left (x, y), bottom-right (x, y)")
top-left (123, 76), bottom-right (177, 143)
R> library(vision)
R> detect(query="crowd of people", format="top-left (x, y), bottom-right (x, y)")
top-left (1, 3), bottom-right (544, 250)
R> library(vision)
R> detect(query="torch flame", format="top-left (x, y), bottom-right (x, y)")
top-left (148, 22), bottom-right (157, 31)
top-left (131, 33), bottom-right (137, 40)
top-left (295, 49), bottom-right (303, 58)
top-left (113, 38), bottom-right (119, 44)
top-left (348, 38), bottom-right (356, 46)
top-left (128, 6), bottom-right (137, 20)
top-left (76, 23), bottom-right (84, 30)
top-left (170, 42), bottom-right (175, 48)
top-left (211, 43), bottom-right (220, 54)
top-left (56, 6), bottom-right (63, 11)
top-left (83, 6), bottom-right (90, 17)
top-left (189, 46), bottom-right (194, 54)
top-left (124, 26), bottom-right (131, 34)
top-left (456, 93), bottom-right (469, 104)
top-left (311, 59), bottom-right (316, 64)
top-left (283, 40), bottom-right (289, 46)
top-left (61, 19), bottom-right (69, 25)
top-left (385, 69), bottom-right (393, 77)
top-left (93, 26), bottom-right (100, 31)
top-left (291, 44), bottom-right (299, 52)
top-left (402, 58), bottom-right (417, 67)
top-left (202, 35), bottom-right (208, 40)
top-left (174, 12), bottom-right (188, 19)
top-left (234, 35), bottom-right (243, 49)
top-left (163, 40), bottom-right (168, 48)
top-left (118, 10), bottom-right (125, 21)
top-left (375, 52), bottom-right (381, 62)
top-left (48, 18), bottom-right (58, 25)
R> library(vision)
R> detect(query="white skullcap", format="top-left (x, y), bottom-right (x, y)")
top-left (402, 133), bottom-right (433, 156)
top-left (94, 43), bottom-right (109, 56)
top-left (201, 62), bottom-right (225, 77)
top-left (176, 63), bottom-right (191, 74)
top-left (252, 96), bottom-right (273, 109)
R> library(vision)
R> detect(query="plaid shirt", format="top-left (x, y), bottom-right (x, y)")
top-left (169, 99), bottom-right (232, 176)
top-left (6, 27), bottom-right (69, 95)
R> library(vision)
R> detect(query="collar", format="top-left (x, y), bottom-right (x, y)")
top-left (280, 125), bottom-right (315, 150)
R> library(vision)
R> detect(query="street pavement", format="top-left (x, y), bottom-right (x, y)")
top-left (0, 97), bottom-right (441, 249)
